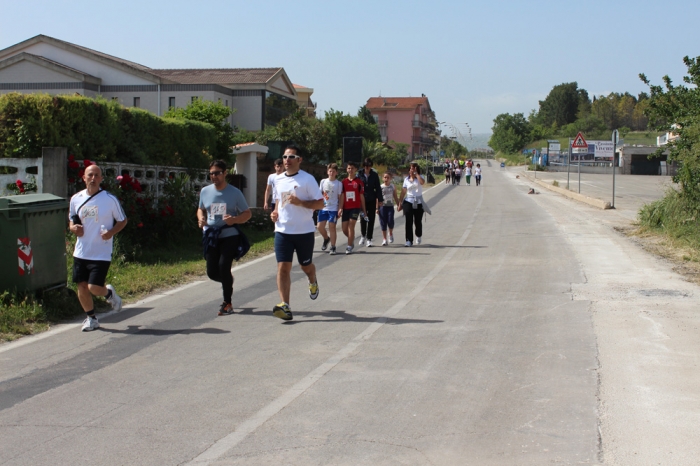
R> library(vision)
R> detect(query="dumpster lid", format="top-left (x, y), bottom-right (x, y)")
top-left (0, 193), bottom-right (67, 209)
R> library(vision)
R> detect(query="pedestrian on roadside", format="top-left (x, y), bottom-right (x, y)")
top-left (444, 162), bottom-right (451, 185)
top-left (340, 161), bottom-right (366, 255)
top-left (475, 163), bottom-right (482, 186)
top-left (397, 162), bottom-right (426, 247)
top-left (454, 165), bottom-right (462, 185)
top-left (270, 144), bottom-right (324, 321)
top-left (378, 172), bottom-right (399, 246)
top-left (358, 158), bottom-right (383, 247)
top-left (465, 164), bottom-right (472, 186)
top-left (263, 158), bottom-right (284, 211)
top-left (68, 164), bottom-right (128, 332)
top-left (318, 162), bottom-right (343, 256)
top-left (198, 160), bottom-right (252, 316)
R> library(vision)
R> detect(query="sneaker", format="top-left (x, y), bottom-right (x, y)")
top-left (416, 237), bottom-right (422, 245)
top-left (359, 236), bottom-right (366, 246)
top-left (321, 237), bottom-right (330, 251)
top-left (389, 234), bottom-right (394, 243)
top-left (329, 246), bottom-right (337, 255)
top-left (218, 302), bottom-right (234, 316)
top-left (106, 284), bottom-right (122, 312)
top-left (405, 241), bottom-right (412, 247)
top-left (81, 316), bottom-right (100, 332)
top-left (309, 282), bottom-right (319, 300)
top-left (366, 239), bottom-right (373, 247)
top-left (382, 239), bottom-right (387, 246)
top-left (272, 302), bottom-right (293, 320)
top-left (346, 246), bottom-right (353, 255)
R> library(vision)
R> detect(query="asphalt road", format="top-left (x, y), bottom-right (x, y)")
top-left (1, 162), bottom-right (698, 465)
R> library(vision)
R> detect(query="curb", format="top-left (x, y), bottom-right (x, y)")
top-left (521, 172), bottom-right (612, 210)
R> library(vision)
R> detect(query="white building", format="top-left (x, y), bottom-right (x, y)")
top-left (0, 35), bottom-right (309, 131)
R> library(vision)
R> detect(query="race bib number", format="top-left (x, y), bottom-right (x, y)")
top-left (211, 203), bottom-right (226, 218)
top-left (83, 205), bottom-right (98, 222)
top-left (280, 191), bottom-right (294, 208)
top-left (346, 191), bottom-right (355, 202)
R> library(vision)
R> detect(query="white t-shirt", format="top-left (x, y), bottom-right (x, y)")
top-left (475, 167), bottom-right (482, 176)
top-left (465, 167), bottom-right (472, 176)
top-left (267, 173), bottom-right (279, 203)
top-left (319, 178), bottom-right (342, 211)
top-left (403, 176), bottom-right (424, 204)
top-left (69, 189), bottom-right (127, 261)
top-left (274, 169), bottom-right (323, 234)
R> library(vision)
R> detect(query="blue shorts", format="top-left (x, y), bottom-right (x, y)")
top-left (274, 232), bottom-right (315, 265)
top-left (317, 210), bottom-right (338, 224)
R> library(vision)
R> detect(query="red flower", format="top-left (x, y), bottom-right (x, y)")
top-left (166, 205), bottom-right (174, 215)
top-left (137, 222), bottom-right (144, 228)
top-left (69, 161), bottom-right (80, 169)
top-left (160, 210), bottom-right (167, 217)
top-left (19, 186), bottom-right (25, 193)
top-left (78, 168), bottom-right (85, 177)
top-left (16, 180), bottom-right (23, 187)
top-left (68, 154), bottom-right (75, 162)
top-left (83, 159), bottom-right (92, 167)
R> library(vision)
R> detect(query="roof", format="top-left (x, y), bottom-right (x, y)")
top-left (152, 68), bottom-right (282, 85)
top-left (0, 52), bottom-right (100, 82)
top-left (366, 96), bottom-right (431, 110)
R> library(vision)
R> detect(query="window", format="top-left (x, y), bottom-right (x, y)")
top-left (111, 97), bottom-right (118, 101)
top-left (133, 97), bottom-right (140, 108)
top-left (191, 96), bottom-right (199, 103)
top-left (225, 100), bottom-right (228, 107)
top-left (168, 97), bottom-right (175, 108)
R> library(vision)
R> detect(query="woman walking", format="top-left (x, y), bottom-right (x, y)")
top-left (397, 162), bottom-right (426, 247)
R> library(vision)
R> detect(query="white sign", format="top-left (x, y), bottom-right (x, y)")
top-left (592, 140), bottom-right (614, 160)
top-left (550, 143), bottom-right (560, 152)
top-left (572, 147), bottom-right (588, 154)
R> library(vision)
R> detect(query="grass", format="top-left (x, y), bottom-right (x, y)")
top-left (0, 228), bottom-right (275, 342)
top-left (527, 131), bottom-right (663, 151)
top-left (497, 153), bottom-right (531, 166)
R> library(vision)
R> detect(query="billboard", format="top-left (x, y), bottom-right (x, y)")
top-left (570, 140), bottom-right (614, 162)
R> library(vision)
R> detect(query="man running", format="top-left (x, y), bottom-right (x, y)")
top-left (270, 144), bottom-right (324, 321)
top-left (68, 164), bottom-right (127, 332)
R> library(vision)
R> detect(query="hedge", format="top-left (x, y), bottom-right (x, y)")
top-left (0, 93), bottom-right (217, 168)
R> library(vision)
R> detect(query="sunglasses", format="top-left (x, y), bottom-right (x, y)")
top-left (282, 154), bottom-right (299, 160)
top-left (209, 170), bottom-right (224, 176)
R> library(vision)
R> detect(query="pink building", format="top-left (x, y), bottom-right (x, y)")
top-left (365, 95), bottom-right (436, 156)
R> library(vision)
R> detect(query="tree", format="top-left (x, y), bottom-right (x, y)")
top-left (641, 55), bottom-right (700, 205)
top-left (535, 82), bottom-right (584, 127)
top-left (164, 98), bottom-right (235, 161)
top-left (488, 113), bottom-right (532, 154)
top-left (255, 109), bottom-right (331, 162)
top-left (357, 105), bottom-right (376, 126)
top-left (323, 109), bottom-right (380, 159)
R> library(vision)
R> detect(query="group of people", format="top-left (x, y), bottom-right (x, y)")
top-left (444, 159), bottom-right (482, 186)
top-left (68, 145), bottom-right (431, 330)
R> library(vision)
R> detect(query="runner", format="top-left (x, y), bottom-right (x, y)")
top-left (318, 163), bottom-right (343, 255)
top-left (68, 164), bottom-right (128, 332)
top-left (270, 144), bottom-right (324, 321)
top-left (340, 161), bottom-right (366, 255)
top-left (198, 160), bottom-right (252, 316)
top-left (475, 163), bottom-right (482, 186)
top-left (263, 158), bottom-right (284, 211)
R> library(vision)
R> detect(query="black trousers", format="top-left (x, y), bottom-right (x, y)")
top-left (206, 235), bottom-right (240, 304)
top-left (360, 199), bottom-right (378, 240)
top-left (402, 201), bottom-right (424, 243)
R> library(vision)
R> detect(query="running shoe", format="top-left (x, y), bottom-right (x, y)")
top-left (272, 302), bottom-right (293, 320)
top-left (416, 237), bottom-right (422, 245)
top-left (382, 239), bottom-right (387, 246)
top-left (405, 241), bottom-right (412, 247)
top-left (329, 246), bottom-right (337, 255)
top-left (106, 284), bottom-right (122, 312)
top-left (366, 239), bottom-right (373, 247)
top-left (358, 236), bottom-right (366, 246)
top-left (81, 316), bottom-right (100, 332)
top-left (346, 246), bottom-right (354, 255)
top-left (218, 302), bottom-right (234, 316)
top-left (389, 234), bottom-right (394, 243)
top-left (321, 238), bottom-right (330, 251)
top-left (309, 282), bottom-right (319, 300)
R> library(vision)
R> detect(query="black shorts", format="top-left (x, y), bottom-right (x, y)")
top-left (341, 208), bottom-right (361, 222)
top-left (72, 257), bottom-right (111, 286)
top-left (274, 232), bottom-right (315, 266)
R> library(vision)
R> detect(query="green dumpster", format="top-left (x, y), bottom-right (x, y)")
top-left (0, 193), bottom-right (69, 292)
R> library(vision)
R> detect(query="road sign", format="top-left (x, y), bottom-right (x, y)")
top-left (430, 150), bottom-right (437, 157)
top-left (572, 132), bottom-right (588, 149)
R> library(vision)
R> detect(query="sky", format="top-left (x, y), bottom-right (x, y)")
top-left (1, 0), bottom-right (699, 147)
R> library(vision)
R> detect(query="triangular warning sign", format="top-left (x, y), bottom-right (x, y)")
top-left (572, 132), bottom-right (588, 148)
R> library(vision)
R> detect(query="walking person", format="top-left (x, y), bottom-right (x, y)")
top-left (378, 172), bottom-right (399, 246)
top-left (68, 164), bottom-right (128, 332)
top-left (454, 165), bottom-right (462, 185)
top-left (358, 158), bottom-right (383, 247)
top-left (475, 163), bottom-right (482, 186)
top-left (198, 160), bottom-right (252, 316)
top-left (263, 158), bottom-right (284, 211)
top-left (397, 162), bottom-right (426, 247)
top-left (318, 163), bottom-right (343, 255)
top-left (340, 161), bottom-right (366, 255)
top-left (465, 164), bottom-right (472, 186)
top-left (270, 144), bottom-right (324, 320)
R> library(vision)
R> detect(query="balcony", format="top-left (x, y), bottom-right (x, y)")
top-left (377, 120), bottom-right (388, 127)
top-left (412, 136), bottom-right (437, 145)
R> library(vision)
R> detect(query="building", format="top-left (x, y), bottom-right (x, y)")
top-left (365, 95), bottom-right (437, 156)
top-left (0, 35), bottom-right (310, 131)
top-left (293, 84), bottom-right (316, 118)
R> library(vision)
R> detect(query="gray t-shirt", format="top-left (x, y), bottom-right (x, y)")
top-left (198, 184), bottom-right (249, 238)
top-left (381, 184), bottom-right (396, 207)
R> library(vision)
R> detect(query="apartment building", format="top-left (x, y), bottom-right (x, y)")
top-left (365, 95), bottom-right (436, 156)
